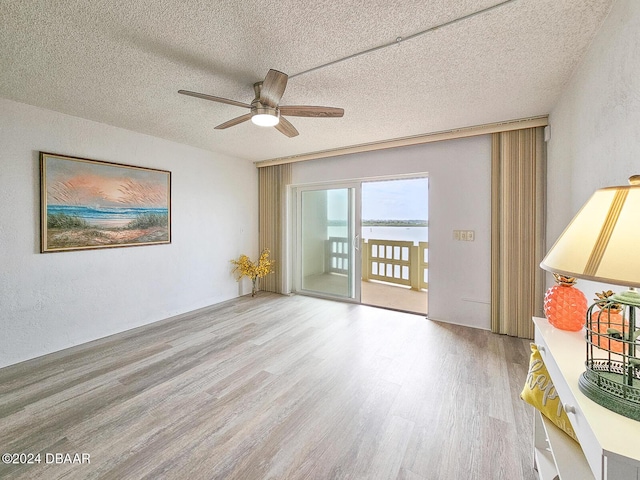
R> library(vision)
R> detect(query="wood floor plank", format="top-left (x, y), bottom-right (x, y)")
top-left (0, 293), bottom-right (535, 480)
top-left (365, 415), bottom-right (415, 480)
top-left (396, 467), bottom-right (428, 480)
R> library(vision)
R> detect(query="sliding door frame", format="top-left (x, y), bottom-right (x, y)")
top-left (290, 181), bottom-right (362, 303)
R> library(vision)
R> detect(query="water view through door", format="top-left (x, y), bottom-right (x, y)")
top-left (294, 177), bottom-right (427, 314)
top-left (360, 178), bottom-right (428, 314)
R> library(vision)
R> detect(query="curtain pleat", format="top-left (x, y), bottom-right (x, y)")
top-left (491, 127), bottom-right (546, 338)
top-left (258, 164), bottom-right (291, 293)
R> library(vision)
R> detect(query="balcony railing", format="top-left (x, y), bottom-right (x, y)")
top-left (326, 237), bottom-right (350, 275)
top-left (327, 237), bottom-right (428, 291)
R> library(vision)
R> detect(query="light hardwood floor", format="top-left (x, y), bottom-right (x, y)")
top-left (0, 293), bottom-right (535, 480)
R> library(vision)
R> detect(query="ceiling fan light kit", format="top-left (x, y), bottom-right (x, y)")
top-left (179, 69), bottom-right (343, 138)
top-left (251, 109), bottom-right (279, 127)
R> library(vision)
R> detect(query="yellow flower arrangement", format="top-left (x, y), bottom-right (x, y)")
top-left (230, 249), bottom-right (274, 296)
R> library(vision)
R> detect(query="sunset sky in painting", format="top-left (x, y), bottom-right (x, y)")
top-left (45, 156), bottom-right (168, 208)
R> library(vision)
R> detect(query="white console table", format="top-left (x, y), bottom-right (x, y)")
top-left (533, 317), bottom-right (640, 480)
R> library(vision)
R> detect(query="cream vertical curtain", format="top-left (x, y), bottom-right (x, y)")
top-left (258, 163), bottom-right (291, 293)
top-left (491, 127), bottom-right (546, 338)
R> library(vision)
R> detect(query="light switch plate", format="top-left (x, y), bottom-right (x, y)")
top-left (454, 230), bottom-right (475, 241)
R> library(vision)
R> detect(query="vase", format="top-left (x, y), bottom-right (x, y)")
top-left (543, 274), bottom-right (587, 331)
top-left (251, 277), bottom-right (258, 297)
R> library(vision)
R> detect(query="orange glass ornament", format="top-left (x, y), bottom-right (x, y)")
top-left (543, 274), bottom-right (588, 331)
top-left (591, 291), bottom-right (627, 353)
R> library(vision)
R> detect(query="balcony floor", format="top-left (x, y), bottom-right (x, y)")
top-left (361, 280), bottom-right (427, 315)
top-left (301, 274), bottom-right (427, 315)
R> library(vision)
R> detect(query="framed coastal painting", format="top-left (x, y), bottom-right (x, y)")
top-left (40, 152), bottom-right (171, 252)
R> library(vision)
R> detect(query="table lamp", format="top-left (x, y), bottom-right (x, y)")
top-left (540, 176), bottom-right (640, 421)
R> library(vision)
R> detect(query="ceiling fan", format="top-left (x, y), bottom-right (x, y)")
top-left (178, 69), bottom-right (344, 138)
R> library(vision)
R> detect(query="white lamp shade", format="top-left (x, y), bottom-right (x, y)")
top-left (540, 184), bottom-right (640, 288)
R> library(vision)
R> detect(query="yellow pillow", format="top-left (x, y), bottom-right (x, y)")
top-left (521, 343), bottom-right (579, 443)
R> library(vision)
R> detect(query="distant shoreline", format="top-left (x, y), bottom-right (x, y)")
top-left (329, 220), bottom-right (428, 227)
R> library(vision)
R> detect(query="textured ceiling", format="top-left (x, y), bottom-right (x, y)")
top-left (0, 0), bottom-right (614, 162)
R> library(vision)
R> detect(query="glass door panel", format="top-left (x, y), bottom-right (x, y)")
top-left (299, 187), bottom-right (358, 299)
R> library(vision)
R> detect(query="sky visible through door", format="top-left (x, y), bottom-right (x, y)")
top-left (362, 177), bottom-right (428, 243)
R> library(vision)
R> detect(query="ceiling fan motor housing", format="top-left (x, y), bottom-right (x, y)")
top-left (251, 81), bottom-right (279, 122)
top-left (252, 104), bottom-right (279, 119)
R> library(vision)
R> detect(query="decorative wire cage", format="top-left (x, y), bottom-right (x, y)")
top-left (579, 295), bottom-right (640, 421)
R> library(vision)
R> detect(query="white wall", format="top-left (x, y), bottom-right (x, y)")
top-left (547, 0), bottom-right (640, 299)
top-left (291, 136), bottom-right (492, 330)
top-left (0, 99), bottom-right (258, 368)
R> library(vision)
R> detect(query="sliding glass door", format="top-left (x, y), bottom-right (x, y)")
top-left (291, 175), bottom-right (429, 313)
top-left (295, 184), bottom-right (360, 300)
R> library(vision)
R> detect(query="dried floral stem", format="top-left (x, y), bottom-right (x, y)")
top-left (230, 249), bottom-right (275, 283)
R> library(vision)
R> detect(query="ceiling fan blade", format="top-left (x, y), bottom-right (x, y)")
top-left (274, 117), bottom-right (299, 137)
top-left (279, 105), bottom-right (344, 118)
top-left (260, 69), bottom-right (288, 108)
top-left (215, 113), bottom-right (253, 130)
top-left (178, 90), bottom-right (251, 109)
